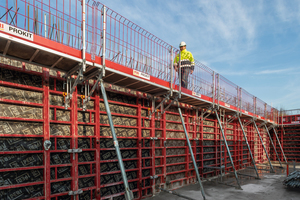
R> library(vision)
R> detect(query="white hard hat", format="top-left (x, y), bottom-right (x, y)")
top-left (179, 41), bottom-right (186, 47)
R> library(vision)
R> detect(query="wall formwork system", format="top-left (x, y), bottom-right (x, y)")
top-left (0, 57), bottom-right (272, 200)
top-left (0, 0), bottom-right (276, 199)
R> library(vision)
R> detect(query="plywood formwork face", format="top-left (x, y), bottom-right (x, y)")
top-left (0, 60), bottom-right (271, 200)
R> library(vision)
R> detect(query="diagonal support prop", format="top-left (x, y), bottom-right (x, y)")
top-left (273, 127), bottom-right (288, 164)
top-left (100, 79), bottom-right (134, 200)
top-left (253, 120), bottom-right (275, 173)
top-left (215, 110), bottom-right (242, 190)
top-left (178, 106), bottom-right (206, 200)
top-left (237, 115), bottom-right (260, 179)
top-left (264, 125), bottom-right (283, 168)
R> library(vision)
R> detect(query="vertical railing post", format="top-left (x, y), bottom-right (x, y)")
top-left (102, 5), bottom-right (106, 76)
top-left (212, 71), bottom-right (215, 108)
top-left (100, 80), bottom-right (134, 200)
top-left (254, 97), bottom-right (257, 115)
top-left (236, 86), bottom-right (239, 110)
top-left (264, 103), bottom-right (267, 119)
top-left (179, 51), bottom-right (181, 98)
top-left (239, 87), bottom-right (242, 112)
top-left (170, 46), bottom-right (173, 96)
top-left (217, 73), bottom-right (220, 109)
top-left (178, 107), bottom-right (206, 200)
top-left (82, 0), bottom-right (86, 71)
top-left (44, 13), bottom-right (47, 38)
top-left (253, 121), bottom-right (275, 173)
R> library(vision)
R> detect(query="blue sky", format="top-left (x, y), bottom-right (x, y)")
top-left (98, 0), bottom-right (300, 110)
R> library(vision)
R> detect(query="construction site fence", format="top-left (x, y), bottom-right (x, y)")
top-left (0, 0), bottom-right (278, 122)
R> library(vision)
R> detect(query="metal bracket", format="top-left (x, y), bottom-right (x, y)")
top-left (258, 121), bottom-right (267, 128)
top-left (65, 66), bottom-right (84, 109)
top-left (243, 119), bottom-right (253, 127)
top-left (125, 189), bottom-right (134, 200)
top-left (199, 106), bottom-right (214, 123)
top-left (68, 148), bottom-right (82, 160)
top-left (150, 175), bottom-right (158, 179)
top-left (148, 92), bottom-right (171, 119)
top-left (267, 124), bottom-right (276, 131)
top-left (68, 148), bottom-right (82, 153)
top-left (226, 112), bottom-right (239, 126)
top-left (161, 94), bottom-right (179, 115)
top-left (68, 189), bottom-right (83, 196)
top-left (82, 68), bottom-right (103, 111)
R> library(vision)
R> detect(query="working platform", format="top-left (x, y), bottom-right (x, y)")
top-left (0, 0), bottom-right (277, 126)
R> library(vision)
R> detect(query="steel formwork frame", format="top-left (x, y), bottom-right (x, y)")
top-left (0, 59), bottom-right (275, 199)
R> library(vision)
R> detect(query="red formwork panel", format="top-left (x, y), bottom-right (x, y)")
top-left (0, 59), bottom-right (272, 200)
top-left (273, 124), bottom-right (300, 163)
top-left (279, 115), bottom-right (300, 125)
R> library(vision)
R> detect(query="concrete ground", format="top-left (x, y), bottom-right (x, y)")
top-left (147, 165), bottom-right (300, 200)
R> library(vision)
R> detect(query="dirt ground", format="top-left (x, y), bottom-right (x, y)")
top-left (146, 164), bottom-right (300, 200)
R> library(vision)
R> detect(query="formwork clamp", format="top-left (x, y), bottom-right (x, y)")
top-left (68, 189), bottom-right (83, 196)
top-left (68, 148), bottom-right (82, 153)
top-left (150, 175), bottom-right (158, 179)
top-left (68, 148), bottom-right (82, 160)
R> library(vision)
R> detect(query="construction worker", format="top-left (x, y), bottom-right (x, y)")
top-left (173, 41), bottom-right (195, 89)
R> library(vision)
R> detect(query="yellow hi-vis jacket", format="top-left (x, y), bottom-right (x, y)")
top-left (174, 49), bottom-right (195, 70)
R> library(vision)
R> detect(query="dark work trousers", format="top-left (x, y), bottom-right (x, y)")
top-left (180, 67), bottom-right (190, 88)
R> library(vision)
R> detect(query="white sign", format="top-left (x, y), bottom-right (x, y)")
top-left (133, 70), bottom-right (150, 80)
top-left (244, 111), bottom-right (248, 114)
top-left (0, 22), bottom-right (33, 41)
top-left (291, 121), bottom-right (300, 124)
top-left (192, 91), bottom-right (201, 98)
top-left (225, 103), bottom-right (230, 108)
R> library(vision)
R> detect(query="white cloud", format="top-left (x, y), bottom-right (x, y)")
top-left (254, 68), bottom-right (295, 75)
top-left (275, 0), bottom-right (300, 22)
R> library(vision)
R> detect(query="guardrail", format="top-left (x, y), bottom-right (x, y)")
top-left (0, 0), bottom-right (278, 122)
